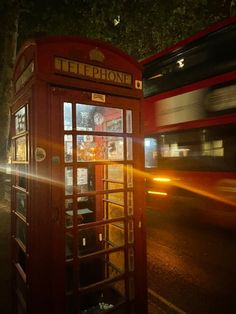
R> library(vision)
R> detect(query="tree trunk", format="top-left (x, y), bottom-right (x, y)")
top-left (0, 8), bottom-right (19, 199)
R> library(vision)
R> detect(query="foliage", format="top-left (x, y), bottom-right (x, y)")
top-left (16, 0), bottom-right (231, 58)
top-left (0, 0), bottom-right (234, 198)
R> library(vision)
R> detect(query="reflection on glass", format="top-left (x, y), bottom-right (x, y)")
top-left (108, 203), bottom-right (124, 219)
top-left (16, 191), bottom-right (27, 217)
top-left (64, 102), bottom-right (72, 130)
top-left (107, 192), bottom-right (124, 204)
top-left (76, 103), bottom-right (123, 132)
top-left (65, 167), bottom-right (73, 195)
top-left (109, 250), bottom-right (125, 274)
top-left (65, 199), bottom-right (73, 228)
top-left (144, 138), bottom-right (158, 168)
top-left (16, 218), bottom-right (26, 246)
top-left (127, 137), bottom-right (133, 160)
top-left (127, 165), bottom-right (133, 188)
top-left (15, 136), bottom-right (27, 161)
top-left (64, 135), bottom-right (73, 162)
top-left (126, 110), bottom-right (132, 133)
top-left (107, 164), bottom-right (124, 182)
top-left (77, 135), bottom-right (124, 161)
top-left (108, 223), bottom-right (124, 247)
top-left (107, 182), bottom-right (123, 190)
top-left (15, 107), bottom-right (26, 134)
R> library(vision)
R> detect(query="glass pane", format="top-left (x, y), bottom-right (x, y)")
top-left (109, 222), bottom-right (124, 247)
top-left (77, 195), bottom-right (96, 223)
top-left (76, 165), bottom-right (125, 193)
top-left (15, 164), bottom-right (27, 189)
top-left (64, 135), bottom-right (73, 162)
top-left (127, 165), bottom-right (133, 188)
top-left (128, 219), bottom-right (134, 243)
top-left (77, 168), bottom-right (89, 192)
top-left (128, 192), bottom-right (133, 215)
top-left (64, 102), bottom-right (72, 130)
top-left (15, 245), bottom-right (26, 273)
top-left (107, 192), bottom-right (124, 204)
top-left (127, 137), bottom-right (133, 160)
top-left (66, 232), bottom-right (73, 259)
top-left (106, 164), bottom-right (124, 182)
top-left (144, 137), bottom-right (158, 168)
top-left (16, 191), bottom-right (27, 217)
top-left (15, 107), bottom-right (26, 135)
top-left (16, 218), bottom-right (26, 246)
top-left (128, 248), bottom-right (135, 271)
top-left (66, 263), bottom-right (74, 293)
top-left (129, 277), bottom-right (135, 301)
top-left (16, 271), bottom-right (27, 306)
top-left (65, 167), bottom-right (73, 195)
top-left (78, 221), bottom-right (124, 256)
top-left (15, 136), bottom-right (27, 161)
top-left (65, 199), bottom-right (73, 228)
top-left (107, 203), bottom-right (124, 219)
top-left (77, 135), bottom-right (124, 161)
top-left (126, 110), bottom-right (132, 133)
top-left (107, 182), bottom-right (123, 190)
top-left (76, 103), bottom-right (123, 132)
top-left (79, 251), bottom-right (125, 287)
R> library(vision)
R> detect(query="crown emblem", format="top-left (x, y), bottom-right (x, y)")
top-left (89, 48), bottom-right (105, 63)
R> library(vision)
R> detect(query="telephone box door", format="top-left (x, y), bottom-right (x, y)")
top-left (51, 88), bottom-right (146, 313)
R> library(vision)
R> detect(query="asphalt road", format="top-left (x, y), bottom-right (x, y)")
top-left (146, 198), bottom-right (236, 314)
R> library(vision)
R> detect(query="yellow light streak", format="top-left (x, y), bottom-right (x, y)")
top-left (153, 177), bottom-right (171, 182)
top-left (147, 190), bottom-right (167, 196)
top-left (148, 73), bottom-right (163, 80)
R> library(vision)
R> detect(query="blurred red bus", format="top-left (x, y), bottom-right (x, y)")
top-left (141, 16), bottom-right (236, 226)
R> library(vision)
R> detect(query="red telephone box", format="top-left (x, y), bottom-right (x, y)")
top-left (10, 36), bottom-right (147, 314)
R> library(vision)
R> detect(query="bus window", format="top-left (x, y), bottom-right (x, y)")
top-left (144, 138), bottom-right (158, 168)
top-left (149, 123), bottom-right (236, 172)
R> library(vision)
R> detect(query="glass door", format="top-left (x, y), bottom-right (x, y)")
top-left (62, 99), bottom-right (136, 313)
top-left (11, 105), bottom-right (29, 314)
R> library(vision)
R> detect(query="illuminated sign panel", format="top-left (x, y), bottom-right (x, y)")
top-left (54, 57), bottom-right (132, 87)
